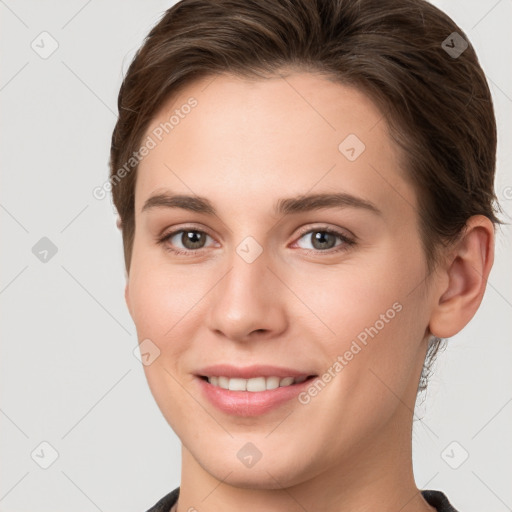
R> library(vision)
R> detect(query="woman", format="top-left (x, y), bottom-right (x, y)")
top-left (109, 0), bottom-right (500, 510)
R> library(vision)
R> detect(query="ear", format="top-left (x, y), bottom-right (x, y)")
top-left (429, 215), bottom-right (495, 339)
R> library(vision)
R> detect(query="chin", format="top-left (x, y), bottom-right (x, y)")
top-left (195, 450), bottom-right (312, 490)
top-left (218, 468), bottom-right (303, 490)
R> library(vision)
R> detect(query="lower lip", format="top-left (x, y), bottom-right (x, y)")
top-left (196, 376), bottom-right (315, 417)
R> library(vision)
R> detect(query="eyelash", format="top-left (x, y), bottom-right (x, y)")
top-left (157, 225), bottom-right (355, 257)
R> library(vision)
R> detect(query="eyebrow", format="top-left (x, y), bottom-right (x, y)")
top-left (141, 190), bottom-right (382, 217)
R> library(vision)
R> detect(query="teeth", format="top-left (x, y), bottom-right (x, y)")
top-left (206, 375), bottom-right (307, 392)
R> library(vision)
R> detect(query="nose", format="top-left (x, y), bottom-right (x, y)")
top-left (205, 243), bottom-right (289, 343)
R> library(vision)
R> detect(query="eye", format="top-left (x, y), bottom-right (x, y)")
top-left (294, 227), bottom-right (354, 253)
top-left (157, 225), bottom-right (355, 256)
top-left (158, 228), bottom-right (216, 255)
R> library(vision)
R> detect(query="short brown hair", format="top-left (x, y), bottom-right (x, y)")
top-left (109, 0), bottom-right (501, 390)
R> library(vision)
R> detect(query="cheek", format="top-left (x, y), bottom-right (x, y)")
top-left (127, 258), bottom-right (221, 401)
top-left (127, 261), bottom-right (206, 427)
top-left (302, 267), bottom-right (415, 347)
top-left (309, 248), bottom-right (429, 378)
top-left (128, 257), bottom-right (209, 341)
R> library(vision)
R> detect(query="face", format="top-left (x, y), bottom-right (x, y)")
top-left (126, 72), bottom-right (435, 488)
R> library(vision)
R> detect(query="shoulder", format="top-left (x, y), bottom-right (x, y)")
top-left (421, 489), bottom-right (460, 512)
top-left (145, 487), bottom-right (180, 512)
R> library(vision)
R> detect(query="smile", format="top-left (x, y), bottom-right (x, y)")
top-left (196, 373), bottom-right (318, 416)
top-left (201, 375), bottom-right (310, 392)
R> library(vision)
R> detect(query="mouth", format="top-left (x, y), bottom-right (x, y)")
top-left (194, 367), bottom-right (318, 416)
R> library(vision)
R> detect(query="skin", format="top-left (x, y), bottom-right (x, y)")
top-left (124, 71), bottom-right (494, 512)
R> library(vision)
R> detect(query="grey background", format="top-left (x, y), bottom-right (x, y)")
top-left (0, 1), bottom-right (511, 511)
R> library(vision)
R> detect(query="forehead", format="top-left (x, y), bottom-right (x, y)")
top-left (135, 72), bottom-right (415, 220)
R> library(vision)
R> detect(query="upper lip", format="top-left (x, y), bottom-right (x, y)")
top-left (196, 364), bottom-right (316, 379)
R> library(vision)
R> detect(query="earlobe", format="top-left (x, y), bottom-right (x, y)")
top-left (429, 215), bottom-right (494, 339)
